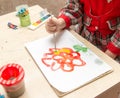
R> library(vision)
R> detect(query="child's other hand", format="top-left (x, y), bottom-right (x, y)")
top-left (105, 49), bottom-right (117, 59)
top-left (45, 17), bottom-right (66, 33)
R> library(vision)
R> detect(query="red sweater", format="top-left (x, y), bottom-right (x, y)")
top-left (59, 0), bottom-right (120, 57)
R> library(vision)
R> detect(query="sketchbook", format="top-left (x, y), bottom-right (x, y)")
top-left (25, 30), bottom-right (113, 96)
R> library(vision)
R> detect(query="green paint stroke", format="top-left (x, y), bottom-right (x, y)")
top-left (73, 45), bottom-right (88, 52)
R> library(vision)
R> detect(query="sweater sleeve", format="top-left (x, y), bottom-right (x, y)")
top-left (58, 0), bottom-right (83, 29)
top-left (107, 29), bottom-right (120, 55)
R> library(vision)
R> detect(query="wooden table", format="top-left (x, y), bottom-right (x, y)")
top-left (0, 5), bottom-right (120, 98)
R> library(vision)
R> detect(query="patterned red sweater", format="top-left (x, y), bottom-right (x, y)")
top-left (59, 0), bottom-right (120, 63)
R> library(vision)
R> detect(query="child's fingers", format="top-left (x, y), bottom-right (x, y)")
top-left (45, 23), bottom-right (57, 33)
top-left (49, 17), bottom-right (58, 25)
top-left (45, 17), bottom-right (60, 33)
top-left (46, 18), bottom-right (56, 26)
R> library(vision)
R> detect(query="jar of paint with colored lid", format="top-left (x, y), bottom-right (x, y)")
top-left (17, 8), bottom-right (31, 27)
top-left (0, 63), bottom-right (25, 98)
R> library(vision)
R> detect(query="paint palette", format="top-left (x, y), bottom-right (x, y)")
top-left (28, 10), bottom-right (52, 30)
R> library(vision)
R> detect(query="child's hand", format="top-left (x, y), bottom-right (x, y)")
top-left (105, 49), bottom-right (117, 59)
top-left (45, 17), bottom-right (66, 33)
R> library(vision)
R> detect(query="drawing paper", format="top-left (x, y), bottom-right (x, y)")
top-left (25, 30), bottom-right (113, 93)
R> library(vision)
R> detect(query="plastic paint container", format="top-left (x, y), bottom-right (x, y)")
top-left (0, 94), bottom-right (5, 98)
top-left (0, 63), bottom-right (25, 98)
top-left (19, 14), bottom-right (31, 27)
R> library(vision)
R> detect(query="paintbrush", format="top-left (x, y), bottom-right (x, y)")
top-left (53, 32), bottom-right (57, 50)
top-left (50, 12), bottom-right (57, 50)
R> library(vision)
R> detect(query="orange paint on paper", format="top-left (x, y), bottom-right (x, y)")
top-left (41, 48), bottom-right (86, 72)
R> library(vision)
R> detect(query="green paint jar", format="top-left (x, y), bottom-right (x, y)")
top-left (19, 14), bottom-right (31, 27)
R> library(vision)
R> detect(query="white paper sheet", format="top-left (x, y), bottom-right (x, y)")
top-left (25, 30), bottom-right (112, 92)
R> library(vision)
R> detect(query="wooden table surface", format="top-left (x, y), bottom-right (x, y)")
top-left (0, 5), bottom-right (120, 98)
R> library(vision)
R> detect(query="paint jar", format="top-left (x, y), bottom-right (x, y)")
top-left (0, 63), bottom-right (25, 98)
top-left (0, 94), bottom-right (5, 98)
top-left (19, 14), bottom-right (31, 27)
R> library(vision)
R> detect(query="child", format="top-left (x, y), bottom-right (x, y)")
top-left (45, 0), bottom-right (120, 63)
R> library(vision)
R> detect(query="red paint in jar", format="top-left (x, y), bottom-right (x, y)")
top-left (0, 63), bottom-right (25, 98)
